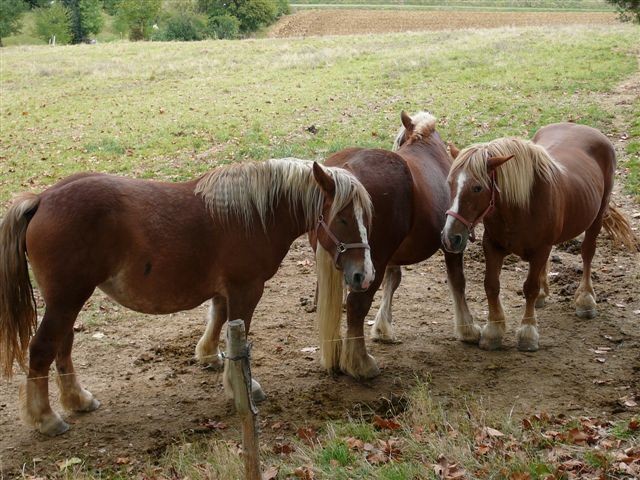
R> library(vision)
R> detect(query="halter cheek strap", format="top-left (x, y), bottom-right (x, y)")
top-left (445, 170), bottom-right (499, 242)
top-left (317, 215), bottom-right (370, 266)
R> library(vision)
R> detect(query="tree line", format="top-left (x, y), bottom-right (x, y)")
top-left (0, 0), bottom-right (291, 46)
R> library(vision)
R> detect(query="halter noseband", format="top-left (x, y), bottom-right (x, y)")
top-left (316, 215), bottom-right (370, 266)
top-left (445, 170), bottom-right (499, 242)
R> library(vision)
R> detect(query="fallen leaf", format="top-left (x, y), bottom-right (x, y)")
top-left (346, 437), bottom-right (364, 450)
top-left (262, 465), bottom-right (279, 480)
top-left (366, 451), bottom-right (388, 465)
top-left (373, 415), bottom-right (402, 431)
top-left (92, 332), bottom-right (105, 339)
top-left (567, 428), bottom-right (590, 445)
top-left (115, 457), bottom-right (130, 465)
top-left (629, 419), bottom-right (639, 431)
top-left (293, 466), bottom-right (315, 479)
top-left (203, 420), bottom-right (227, 430)
top-left (57, 457), bottom-right (82, 471)
top-left (300, 346), bottom-right (318, 353)
top-left (272, 442), bottom-right (295, 455)
top-left (484, 426), bottom-right (504, 437)
top-left (297, 427), bottom-right (317, 444)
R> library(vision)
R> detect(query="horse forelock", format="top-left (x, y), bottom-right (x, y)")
top-left (394, 111), bottom-right (437, 151)
top-left (450, 138), bottom-right (563, 210)
top-left (195, 158), bottom-right (372, 231)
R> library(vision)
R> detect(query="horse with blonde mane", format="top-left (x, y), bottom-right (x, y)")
top-left (0, 158), bottom-right (373, 436)
top-left (313, 111), bottom-right (478, 379)
top-left (442, 122), bottom-right (638, 352)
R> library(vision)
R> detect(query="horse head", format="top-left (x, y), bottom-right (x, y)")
top-left (442, 150), bottom-right (513, 253)
top-left (312, 162), bottom-right (374, 292)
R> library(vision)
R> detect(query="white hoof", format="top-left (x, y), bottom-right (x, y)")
top-left (39, 411), bottom-right (70, 437)
top-left (535, 296), bottom-right (546, 309)
top-left (479, 323), bottom-right (504, 351)
top-left (456, 322), bottom-right (481, 344)
top-left (517, 325), bottom-right (539, 352)
top-left (251, 379), bottom-right (266, 403)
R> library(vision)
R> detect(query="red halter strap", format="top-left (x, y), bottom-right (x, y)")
top-left (445, 170), bottom-right (499, 242)
top-left (316, 215), bottom-right (370, 266)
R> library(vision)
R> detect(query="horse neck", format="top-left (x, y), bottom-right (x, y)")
top-left (399, 137), bottom-right (449, 169)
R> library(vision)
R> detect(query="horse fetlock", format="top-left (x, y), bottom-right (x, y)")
top-left (340, 340), bottom-right (380, 379)
top-left (517, 325), bottom-right (539, 352)
top-left (575, 291), bottom-right (597, 319)
top-left (456, 322), bottom-right (481, 344)
top-left (479, 323), bottom-right (504, 350)
top-left (535, 293), bottom-right (547, 309)
top-left (195, 342), bottom-right (223, 369)
top-left (370, 322), bottom-right (396, 344)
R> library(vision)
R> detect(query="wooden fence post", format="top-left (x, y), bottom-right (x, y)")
top-left (225, 319), bottom-right (262, 480)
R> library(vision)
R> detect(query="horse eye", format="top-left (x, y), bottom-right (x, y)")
top-left (338, 217), bottom-right (348, 226)
top-left (472, 185), bottom-right (483, 193)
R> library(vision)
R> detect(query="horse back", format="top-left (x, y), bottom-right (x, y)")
top-left (325, 148), bottom-right (414, 266)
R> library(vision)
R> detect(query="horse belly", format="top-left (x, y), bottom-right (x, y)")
top-left (98, 269), bottom-right (211, 315)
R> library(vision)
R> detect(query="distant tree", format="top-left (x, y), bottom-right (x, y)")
top-left (33, 2), bottom-right (73, 45)
top-left (24, 0), bottom-right (48, 8)
top-left (605, 0), bottom-right (640, 22)
top-left (160, 11), bottom-right (207, 41)
top-left (198, 0), bottom-right (277, 33)
top-left (102, 0), bottom-right (120, 15)
top-left (60, 0), bottom-right (104, 42)
top-left (274, 0), bottom-right (289, 17)
top-left (117, 0), bottom-right (161, 40)
top-left (208, 13), bottom-right (239, 39)
top-left (0, 0), bottom-right (27, 46)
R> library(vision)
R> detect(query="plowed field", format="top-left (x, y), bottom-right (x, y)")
top-left (269, 10), bottom-right (618, 37)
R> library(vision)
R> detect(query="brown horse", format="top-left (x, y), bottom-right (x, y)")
top-left (314, 111), bottom-right (478, 379)
top-left (0, 159), bottom-right (374, 436)
top-left (442, 123), bottom-right (637, 352)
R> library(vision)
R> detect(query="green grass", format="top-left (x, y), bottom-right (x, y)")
top-left (1, 25), bottom-right (638, 206)
top-left (623, 97), bottom-right (640, 199)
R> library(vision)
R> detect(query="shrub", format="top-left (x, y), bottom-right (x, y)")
top-left (160, 11), bottom-right (207, 41)
top-left (605, 0), bottom-right (640, 23)
top-left (208, 14), bottom-right (239, 39)
top-left (117, 0), bottom-right (161, 41)
top-left (33, 2), bottom-right (73, 45)
top-left (275, 0), bottom-right (289, 17)
top-left (0, 0), bottom-right (27, 46)
top-left (234, 0), bottom-right (276, 32)
top-left (61, 0), bottom-right (104, 43)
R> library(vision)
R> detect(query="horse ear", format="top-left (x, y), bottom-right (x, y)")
top-left (312, 161), bottom-right (336, 198)
top-left (448, 142), bottom-right (460, 159)
top-left (486, 154), bottom-right (514, 172)
top-left (400, 110), bottom-right (414, 133)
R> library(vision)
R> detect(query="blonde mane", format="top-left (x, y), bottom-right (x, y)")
top-left (194, 158), bottom-right (372, 231)
top-left (393, 111), bottom-right (437, 151)
top-left (449, 137), bottom-right (564, 209)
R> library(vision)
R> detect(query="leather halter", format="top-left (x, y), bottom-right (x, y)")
top-left (316, 215), bottom-right (370, 266)
top-left (445, 170), bottom-right (499, 242)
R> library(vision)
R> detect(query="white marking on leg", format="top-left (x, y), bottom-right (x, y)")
top-left (443, 171), bottom-right (468, 240)
top-left (195, 302), bottom-right (222, 366)
top-left (354, 203), bottom-right (374, 288)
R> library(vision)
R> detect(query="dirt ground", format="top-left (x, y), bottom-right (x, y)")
top-left (268, 10), bottom-right (618, 38)
top-left (2, 48), bottom-right (640, 480)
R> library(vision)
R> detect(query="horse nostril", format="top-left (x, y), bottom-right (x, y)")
top-left (452, 234), bottom-right (463, 249)
top-left (353, 272), bottom-right (364, 286)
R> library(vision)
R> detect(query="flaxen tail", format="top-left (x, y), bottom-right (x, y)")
top-left (315, 244), bottom-right (344, 373)
top-left (0, 193), bottom-right (40, 378)
top-left (602, 203), bottom-right (639, 252)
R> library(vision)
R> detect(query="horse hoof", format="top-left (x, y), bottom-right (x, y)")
top-left (479, 336), bottom-right (502, 351)
top-left (535, 297), bottom-right (546, 309)
top-left (370, 326), bottom-right (396, 344)
top-left (517, 326), bottom-right (539, 352)
top-left (371, 335), bottom-right (400, 344)
top-left (576, 307), bottom-right (597, 319)
top-left (79, 397), bottom-right (101, 413)
top-left (457, 323), bottom-right (481, 344)
top-left (40, 414), bottom-right (70, 437)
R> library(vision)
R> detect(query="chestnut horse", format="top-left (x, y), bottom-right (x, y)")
top-left (0, 159), bottom-right (373, 436)
top-left (442, 123), bottom-right (637, 352)
top-left (315, 111), bottom-right (478, 379)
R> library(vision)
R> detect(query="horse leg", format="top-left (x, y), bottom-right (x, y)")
top-left (195, 296), bottom-right (227, 369)
top-left (56, 330), bottom-right (100, 413)
top-left (444, 251), bottom-right (480, 344)
top-left (222, 283), bottom-right (266, 403)
top-left (340, 277), bottom-right (383, 379)
top-left (517, 248), bottom-right (551, 351)
top-left (575, 219), bottom-right (602, 319)
top-left (535, 258), bottom-right (550, 308)
top-left (20, 304), bottom-right (86, 436)
top-left (370, 265), bottom-right (401, 343)
top-left (480, 240), bottom-right (507, 350)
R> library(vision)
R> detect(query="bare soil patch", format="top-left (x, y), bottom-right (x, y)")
top-left (269, 10), bottom-right (618, 37)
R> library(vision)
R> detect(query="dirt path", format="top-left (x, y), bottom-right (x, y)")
top-left (1, 74), bottom-right (639, 479)
top-left (269, 10), bottom-right (618, 37)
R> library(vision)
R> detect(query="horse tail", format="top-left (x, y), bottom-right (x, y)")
top-left (0, 193), bottom-right (40, 378)
top-left (315, 244), bottom-right (344, 373)
top-left (602, 203), bottom-right (639, 252)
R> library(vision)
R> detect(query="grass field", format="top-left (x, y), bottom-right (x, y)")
top-left (1, 22), bottom-right (639, 479)
top-left (290, 0), bottom-right (612, 11)
top-left (1, 25), bottom-right (638, 206)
